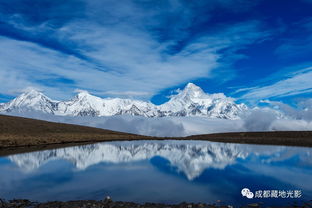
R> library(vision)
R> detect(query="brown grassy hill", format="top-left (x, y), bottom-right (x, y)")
top-left (0, 114), bottom-right (150, 155)
top-left (189, 131), bottom-right (312, 147)
top-left (0, 114), bottom-right (311, 156)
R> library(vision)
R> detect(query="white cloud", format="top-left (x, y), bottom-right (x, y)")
top-left (4, 96), bottom-right (312, 136)
top-left (271, 119), bottom-right (312, 131)
top-left (5, 108), bottom-right (312, 137)
top-left (240, 66), bottom-right (312, 100)
top-left (0, 0), bottom-right (268, 101)
top-left (242, 109), bottom-right (277, 131)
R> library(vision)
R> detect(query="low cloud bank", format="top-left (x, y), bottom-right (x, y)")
top-left (4, 100), bottom-right (312, 137)
top-left (241, 99), bottom-right (312, 132)
top-left (4, 112), bottom-right (186, 137)
top-left (242, 108), bottom-right (312, 132)
top-left (242, 109), bottom-right (277, 131)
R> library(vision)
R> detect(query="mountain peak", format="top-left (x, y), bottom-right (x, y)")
top-left (70, 90), bottom-right (104, 107)
top-left (184, 83), bottom-right (204, 93)
top-left (75, 90), bottom-right (94, 99)
top-left (20, 88), bottom-right (44, 97)
top-left (15, 88), bottom-right (52, 103)
top-left (1, 88), bottom-right (57, 114)
top-left (185, 83), bottom-right (200, 90)
top-left (76, 89), bottom-right (90, 95)
top-left (178, 83), bottom-right (205, 99)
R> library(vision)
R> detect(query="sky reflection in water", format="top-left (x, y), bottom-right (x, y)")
top-left (0, 140), bottom-right (311, 206)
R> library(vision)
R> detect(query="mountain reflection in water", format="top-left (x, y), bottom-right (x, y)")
top-left (1, 140), bottom-right (311, 206)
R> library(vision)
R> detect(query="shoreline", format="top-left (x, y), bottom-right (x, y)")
top-left (1, 134), bottom-right (311, 157)
top-left (0, 198), bottom-right (310, 208)
top-left (0, 114), bottom-right (312, 156)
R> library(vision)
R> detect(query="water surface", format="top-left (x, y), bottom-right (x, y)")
top-left (0, 140), bottom-right (311, 206)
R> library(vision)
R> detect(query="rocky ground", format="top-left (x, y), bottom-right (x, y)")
top-left (0, 198), bottom-right (311, 208)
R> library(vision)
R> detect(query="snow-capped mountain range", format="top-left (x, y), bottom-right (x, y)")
top-left (9, 140), bottom-right (248, 180)
top-left (0, 83), bottom-right (247, 119)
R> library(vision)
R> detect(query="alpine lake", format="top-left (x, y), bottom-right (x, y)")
top-left (0, 140), bottom-right (311, 207)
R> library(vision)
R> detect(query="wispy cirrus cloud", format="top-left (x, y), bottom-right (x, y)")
top-left (0, 0), bottom-right (268, 101)
top-left (238, 66), bottom-right (312, 100)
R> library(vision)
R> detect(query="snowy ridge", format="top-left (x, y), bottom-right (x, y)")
top-left (159, 83), bottom-right (247, 118)
top-left (0, 89), bottom-right (58, 114)
top-left (9, 141), bottom-right (248, 180)
top-left (0, 83), bottom-right (247, 119)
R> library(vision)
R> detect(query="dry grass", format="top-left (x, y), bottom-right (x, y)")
top-left (0, 114), bottom-right (311, 156)
top-left (0, 114), bottom-right (149, 154)
top-left (189, 131), bottom-right (312, 147)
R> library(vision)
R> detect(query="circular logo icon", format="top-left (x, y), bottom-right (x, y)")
top-left (241, 188), bottom-right (254, 199)
top-left (241, 188), bottom-right (250, 196)
top-left (246, 191), bottom-right (254, 199)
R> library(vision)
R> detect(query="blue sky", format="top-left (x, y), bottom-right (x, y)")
top-left (0, 0), bottom-right (311, 105)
